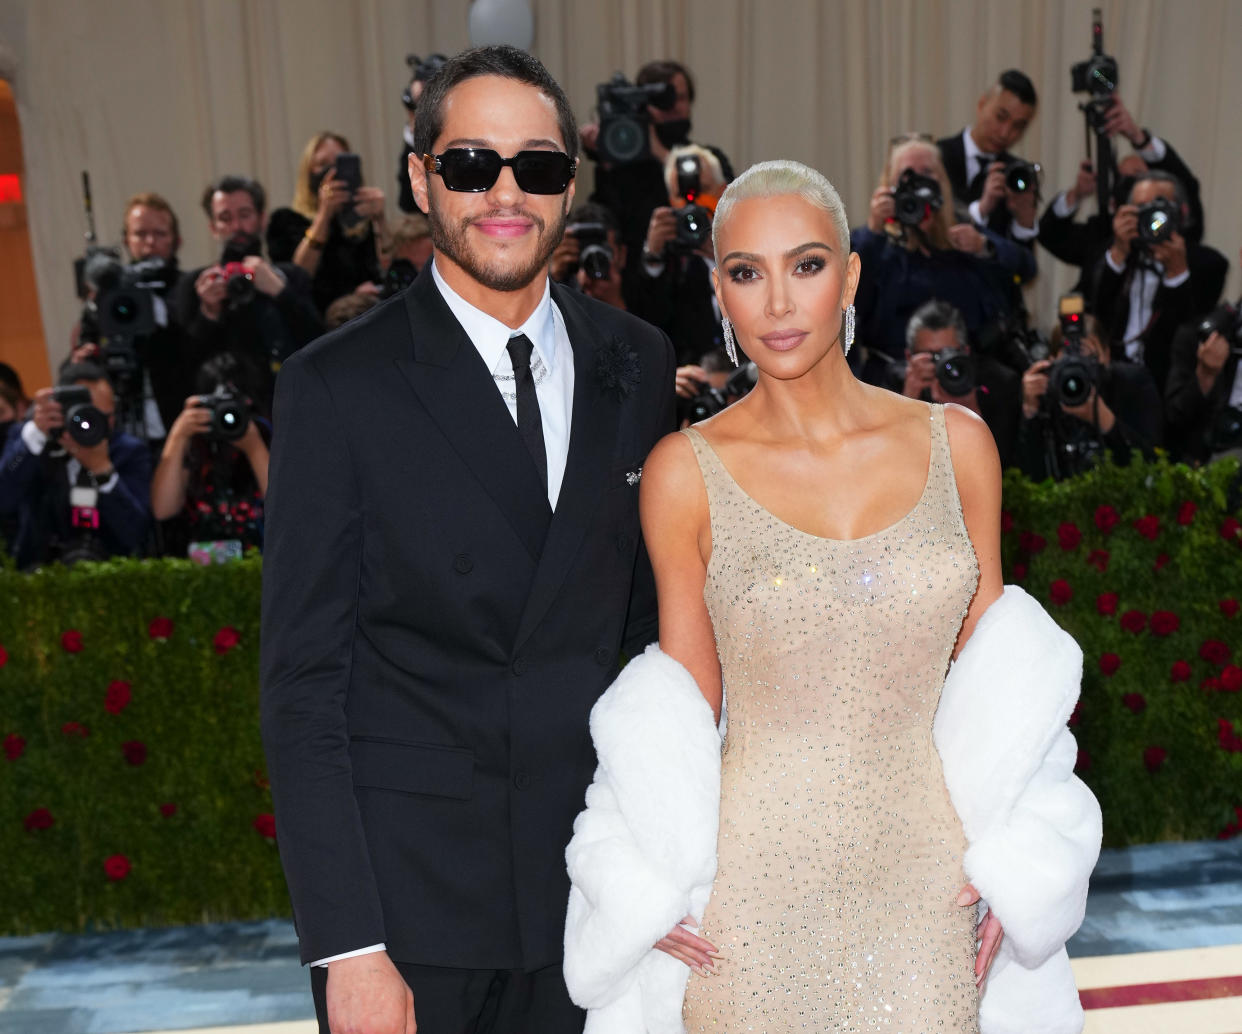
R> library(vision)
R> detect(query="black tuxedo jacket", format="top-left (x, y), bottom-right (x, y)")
top-left (259, 268), bottom-right (675, 971)
top-left (938, 132), bottom-right (1028, 242)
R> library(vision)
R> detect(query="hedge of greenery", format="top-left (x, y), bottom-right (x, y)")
top-left (1, 458), bottom-right (1239, 934)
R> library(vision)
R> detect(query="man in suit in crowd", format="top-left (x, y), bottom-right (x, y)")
top-left (260, 45), bottom-right (675, 1034)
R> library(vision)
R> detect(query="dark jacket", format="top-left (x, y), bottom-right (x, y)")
top-left (266, 208), bottom-right (382, 315)
top-left (626, 252), bottom-right (723, 366)
top-left (1164, 320), bottom-right (1242, 463)
top-left (938, 131), bottom-right (1033, 243)
top-left (259, 267), bottom-right (675, 971)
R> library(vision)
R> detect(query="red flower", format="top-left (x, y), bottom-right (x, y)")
top-left (1094, 505), bottom-right (1120, 534)
top-left (1221, 666), bottom-right (1242, 693)
top-left (1068, 701), bottom-right (1082, 727)
top-left (61, 721), bottom-right (90, 738)
top-left (61, 629), bottom-right (83, 653)
top-left (1170, 660), bottom-right (1192, 683)
top-left (1057, 522), bottom-right (1082, 551)
top-left (104, 680), bottom-right (132, 715)
top-left (253, 813), bottom-right (277, 839)
top-left (1001, 510), bottom-right (1014, 533)
top-left (1200, 640), bottom-right (1232, 665)
top-left (1096, 592), bottom-right (1119, 616)
top-left (121, 740), bottom-right (147, 766)
top-left (1154, 553), bottom-right (1170, 572)
top-left (1177, 500), bottom-right (1198, 525)
top-left (23, 808), bottom-right (54, 832)
top-left (1222, 516), bottom-right (1242, 547)
top-left (1120, 609), bottom-right (1147, 634)
top-left (148, 616), bottom-right (174, 641)
top-left (159, 803), bottom-right (178, 818)
top-left (1133, 514), bottom-right (1161, 540)
top-left (1143, 746), bottom-right (1168, 773)
top-left (1075, 749), bottom-right (1091, 771)
top-left (1099, 652), bottom-right (1122, 676)
top-left (1203, 676), bottom-right (1223, 692)
top-left (103, 854), bottom-right (131, 881)
top-left (1150, 611), bottom-right (1180, 637)
top-left (0, 644), bottom-right (7, 667)
top-left (1086, 549), bottom-right (1110, 572)
top-left (1049, 579), bottom-right (1073, 606)
top-left (4, 733), bottom-right (25, 761)
top-left (213, 626), bottom-right (241, 655)
top-left (1122, 692), bottom-right (1146, 714)
top-left (1018, 531), bottom-right (1047, 555)
top-left (1012, 562), bottom-right (1028, 581)
top-left (1219, 718), bottom-right (1242, 752)
top-left (1222, 599), bottom-right (1240, 619)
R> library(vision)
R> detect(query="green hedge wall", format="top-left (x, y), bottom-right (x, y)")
top-left (1, 458), bottom-right (1240, 935)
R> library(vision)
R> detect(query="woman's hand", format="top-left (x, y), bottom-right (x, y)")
top-left (947, 223), bottom-right (987, 255)
top-left (957, 884), bottom-right (1004, 989)
top-left (317, 169), bottom-right (352, 219)
top-left (168, 395), bottom-right (212, 445)
top-left (867, 187), bottom-right (895, 232)
top-left (653, 915), bottom-right (722, 976)
top-left (354, 186), bottom-right (386, 223)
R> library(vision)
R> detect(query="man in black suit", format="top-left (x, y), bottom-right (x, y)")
top-left (938, 69), bottom-right (1041, 247)
top-left (260, 45), bottom-right (674, 1034)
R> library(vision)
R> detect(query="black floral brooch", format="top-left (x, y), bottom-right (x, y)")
top-left (595, 337), bottom-right (641, 400)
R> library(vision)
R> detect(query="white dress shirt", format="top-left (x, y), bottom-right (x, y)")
top-left (961, 128), bottom-right (1038, 242)
top-left (1103, 248), bottom-right (1190, 361)
top-left (310, 262), bottom-right (577, 969)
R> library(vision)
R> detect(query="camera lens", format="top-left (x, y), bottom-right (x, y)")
top-left (933, 350), bottom-right (976, 396)
top-left (1005, 161), bottom-right (1038, 193)
top-left (601, 119), bottom-right (645, 164)
top-left (580, 244), bottom-right (612, 281)
top-left (109, 293), bottom-right (139, 325)
top-left (67, 404), bottom-right (108, 447)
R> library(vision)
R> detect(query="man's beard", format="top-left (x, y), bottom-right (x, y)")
top-left (428, 200), bottom-right (568, 292)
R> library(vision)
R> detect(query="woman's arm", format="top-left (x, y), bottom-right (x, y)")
top-left (638, 431), bottom-right (722, 721)
top-left (150, 398), bottom-right (210, 520)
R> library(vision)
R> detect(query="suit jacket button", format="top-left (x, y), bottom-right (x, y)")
top-left (453, 553), bottom-right (473, 573)
top-left (594, 647), bottom-right (611, 666)
top-left (512, 657), bottom-right (529, 676)
top-left (513, 772), bottom-right (531, 790)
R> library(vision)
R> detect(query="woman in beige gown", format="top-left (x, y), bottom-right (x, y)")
top-left (639, 160), bottom-right (1006, 1032)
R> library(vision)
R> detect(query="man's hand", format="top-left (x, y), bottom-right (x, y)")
top-left (62, 431), bottom-right (111, 475)
top-left (1021, 359), bottom-right (1051, 419)
top-left (1109, 204), bottom-right (1138, 265)
top-left (196, 267), bottom-right (228, 321)
top-left (579, 122), bottom-right (600, 154)
top-left (1102, 94), bottom-right (1144, 146)
top-left (31, 388), bottom-right (64, 436)
top-left (242, 256), bottom-right (286, 298)
top-left (957, 884), bottom-right (1004, 990)
top-left (1005, 182), bottom-right (1038, 229)
top-left (902, 352), bottom-right (936, 399)
top-left (653, 914), bottom-right (722, 977)
top-left (1065, 162), bottom-right (1096, 209)
top-left (326, 951), bottom-right (415, 1034)
top-left (948, 223), bottom-right (987, 256)
top-left (1151, 231), bottom-right (1188, 279)
top-left (70, 342), bottom-right (101, 364)
top-left (644, 207), bottom-right (678, 261)
top-left (549, 231), bottom-right (581, 282)
top-left (675, 365), bottom-right (709, 399)
top-left (867, 187), bottom-right (895, 232)
top-left (977, 161), bottom-right (1008, 218)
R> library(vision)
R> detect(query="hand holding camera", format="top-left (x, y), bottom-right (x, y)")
top-left (977, 161), bottom-right (1008, 218)
top-left (947, 223), bottom-right (987, 255)
top-left (644, 206), bottom-right (679, 258)
top-left (867, 186), bottom-right (896, 232)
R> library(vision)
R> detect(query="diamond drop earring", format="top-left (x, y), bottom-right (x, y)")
top-left (843, 304), bottom-right (856, 356)
top-left (722, 317), bottom-right (739, 367)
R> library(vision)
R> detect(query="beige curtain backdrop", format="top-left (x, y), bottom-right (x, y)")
top-left (1, 0), bottom-right (1240, 375)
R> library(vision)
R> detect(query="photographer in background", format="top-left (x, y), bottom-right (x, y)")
top-left (0, 363), bottom-right (28, 437)
top-left (1088, 170), bottom-right (1228, 395)
top-left (938, 69), bottom-right (1041, 246)
top-left (586, 59), bottom-right (733, 290)
top-left (0, 362), bottom-right (151, 569)
top-left (174, 175), bottom-right (322, 416)
top-left (396, 53), bottom-right (448, 214)
top-left (151, 353), bottom-right (270, 557)
top-left (1017, 310), bottom-right (1162, 481)
top-left (549, 201), bottom-right (629, 310)
top-left (900, 300), bottom-right (1020, 467)
top-left (267, 131), bottom-right (385, 315)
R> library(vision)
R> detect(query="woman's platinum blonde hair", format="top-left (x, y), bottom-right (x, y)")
top-left (712, 159), bottom-right (850, 261)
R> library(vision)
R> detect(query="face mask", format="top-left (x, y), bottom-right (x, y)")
top-left (308, 167), bottom-right (328, 196)
top-left (655, 119), bottom-right (692, 149)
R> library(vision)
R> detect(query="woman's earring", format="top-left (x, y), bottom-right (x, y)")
top-left (722, 317), bottom-right (739, 367)
top-left (843, 304), bottom-right (856, 356)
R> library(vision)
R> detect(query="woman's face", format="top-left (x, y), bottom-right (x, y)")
top-left (714, 193), bottom-right (860, 380)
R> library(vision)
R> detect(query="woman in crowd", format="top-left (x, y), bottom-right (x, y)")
top-left (851, 134), bottom-right (1035, 385)
top-left (266, 131), bottom-right (386, 315)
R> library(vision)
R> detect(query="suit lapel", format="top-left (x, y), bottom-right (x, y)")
top-left (513, 285), bottom-right (621, 651)
top-left (393, 270), bottom-right (551, 563)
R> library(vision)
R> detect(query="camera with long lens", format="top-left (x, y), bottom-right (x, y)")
top-left (564, 222), bottom-right (613, 281)
top-left (1005, 159), bottom-right (1041, 194)
top-left (1135, 197), bottom-right (1180, 246)
top-left (684, 362), bottom-right (759, 424)
top-left (1071, 9), bottom-right (1119, 98)
top-left (670, 154), bottom-right (713, 252)
top-left (197, 384), bottom-right (250, 442)
top-left (891, 169), bottom-right (943, 227)
top-left (49, 385), bottom-right (108, 448)
top-left (595, 73), bottom-right (676, 165)
top-left (1047, 348), bottom-right (1098, 409)
top-left (929, 349), bottom-right (976, 396)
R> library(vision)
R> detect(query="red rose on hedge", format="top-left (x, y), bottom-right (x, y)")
top-left (1099, 652), bottom-right (1121, 676)
top-left (1143, 746), bottom-right (1168, 772)
top-left (1222, 516), bottom-right (1242, 546)
top-left (0, 644), bottom-right (7, 667)
top-left (1150, 611), bottom-right (1180, 636)
top-left (61, 721), bottom-right (89, 738)
top-left (1222, 599), bottom-right (1240, 618)
top-left (1177, 500), bottom-right (1198, 525)
top-left (148, 617), bottom-right (174, 641)
top-left (1057, 522), bottom-right (1082, 551)
top-left (1170, 660), bottom-right (1192, 682)
top-left (1086, 549), bottom-right (1110, 572)
top-left (1068, 701), bottom-right (1082, 727)
top-left (1133, 514), bottom-right (1160, 541)
top-left (104, 680), bottom-right (132, 715)
top-left (1200, 640), bottom-right (1232, 665)
top-left (253, 813), bottom-right (277, 839)
top-left (1122, 692), bottom-right (1146, 714)
top-left (23, 808), bottom-right (54, 832)
top-left (159, 803), bottom-right (177, 818)
top-left (1075, 749), bottom-right (1091, 771)
top-left (1096, 592), bottom-right (1119, 616)
top-left (213, 626), bottom-right (241, 655)
top-left (1153, 553), bottom-right (1170, 572)
top-left (1221, 666), bottom-right (1242, 693)
top-left (1094, 505), bottom-right (1120, 534)
top-left (103, 854), bottom-right (131, 881)
top-left (1018, 531), bottom-right (1047, 555)
top-left (1120, 609), bottom-right (1147, 634)
top-left (1012, 562), bottom-right (1028, 581)
top-left (121, 740), bottom-right (147, 766)
top-left (1203, 676), bottom-right (1223, 692)
top-left (1049, 579), bottom-right (1073, 606)
top-left (1001, 510), bottom-right (1013, 533)
top-left (1218, 719), bottom-right (1242, 752)
top-left (61, 629), bottom-right (83, 653)
top-left (4, 733), bottom-right (25, 761)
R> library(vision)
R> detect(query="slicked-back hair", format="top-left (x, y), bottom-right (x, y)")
top-left (201, 175), bottom-right (267, 219)
top-left (412, 45), bottom-right (578, 162)
top-left (998, 69), bottom-right (1038, 108)
top-left (905, 299), bottom-right (968, 351)
top-left (637, 59), bottom-right (696, 103)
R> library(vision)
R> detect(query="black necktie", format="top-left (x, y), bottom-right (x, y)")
top-left (969, 155), bottom-right (995, 200)
top-left (506, 334), bottom-right (547, 492)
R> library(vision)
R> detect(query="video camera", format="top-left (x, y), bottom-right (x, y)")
top-left (671, 153), bottom-right (713, 252)
top-left (595, 73), bottom-right (676, 165)
top-left (83, 253), bottom-right (177, 380)
top-left (891, 169), bottom-right (943, 227)
top-left (564, 222), bottom-right (614, 281)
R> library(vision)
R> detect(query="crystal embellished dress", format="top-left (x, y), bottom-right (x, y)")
top-left (680, 404), bottom-right (981, 1033)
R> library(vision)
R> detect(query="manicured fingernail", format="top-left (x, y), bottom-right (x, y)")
top-left (956, 889), bottom-right (973, 906)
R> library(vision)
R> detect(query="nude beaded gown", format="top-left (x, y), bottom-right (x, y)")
top-left (680, 404), bottom-right (981, 1033)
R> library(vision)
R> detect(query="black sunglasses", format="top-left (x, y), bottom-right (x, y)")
top-left (422, 148), bottom-right (578, 195)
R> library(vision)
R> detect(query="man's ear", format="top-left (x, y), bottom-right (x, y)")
top-left (409, 152), bottom-right (431, 215)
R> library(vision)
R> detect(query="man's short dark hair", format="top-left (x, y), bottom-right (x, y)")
top-left (58, 361), bottom-right (108, 387)
top-left (998, 69), bottom-right (1037, 108)
top-left (0, 361), bottom-right (26, 401)
top-left (201, 176), bottom-right (267, 219)
top-left (637, 59), bottom-right (696, 103)
top-left (568, 201), bottom-right (620, 238)
top-left (412, 45), bottom-right (578, 162)
top-left (905, 299), bottom-right (968, 351)
top-left (1131, 170), bottom-right (1191, 221)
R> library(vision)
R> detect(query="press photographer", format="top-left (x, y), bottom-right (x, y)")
top-left (900, 300), bottom-right (1020, 467)
top-left (1017, 306), bottom-right (1163, 480)
top-left (549, 202), bottom-right (629, 310)
top-left (174, 175), bottom-right (322, 416)
top-left (0, 362), bottom-right (151, 569)
top-left (1088, 170), bottom-right (1228, 394)
top-left (395, 53), bottom-right (448, 214)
